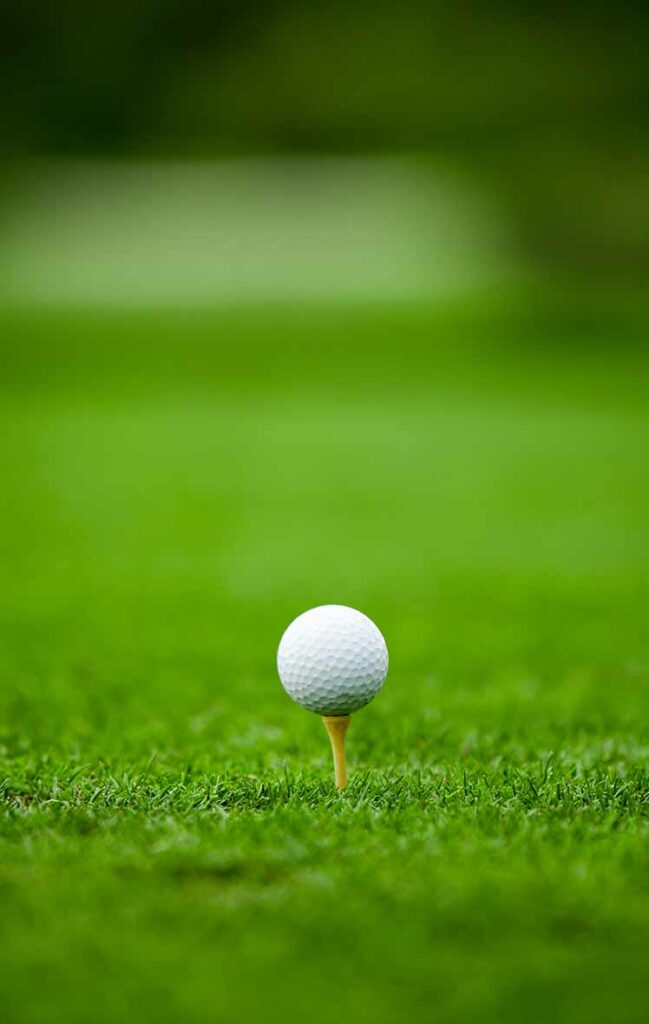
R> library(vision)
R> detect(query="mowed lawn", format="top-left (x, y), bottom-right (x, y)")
top-left (0, 294), bottom-right (648, 1024)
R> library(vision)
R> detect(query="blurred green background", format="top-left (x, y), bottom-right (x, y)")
top-left (2, 0), bottom-right (649, 274)
top-left (1, 4), bottom-right (648, 1024)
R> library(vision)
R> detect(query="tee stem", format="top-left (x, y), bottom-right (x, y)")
top-left (322, 715), bottom-right (351, 790)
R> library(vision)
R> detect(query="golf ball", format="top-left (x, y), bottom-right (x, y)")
top-left (277, 604), bottom-right (388, 716)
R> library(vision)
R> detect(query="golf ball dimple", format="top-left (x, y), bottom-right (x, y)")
top-left (277, 605), bottom-right (388, 716)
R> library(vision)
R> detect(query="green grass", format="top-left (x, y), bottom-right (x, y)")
top-left (1, 291), bottom-right (648, 1023)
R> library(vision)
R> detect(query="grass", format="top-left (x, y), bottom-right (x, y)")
top-left (0, 289), bottom-right (648, 1023)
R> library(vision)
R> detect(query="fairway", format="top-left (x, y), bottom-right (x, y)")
top-left (1, 294), bottom-right (648, 1024)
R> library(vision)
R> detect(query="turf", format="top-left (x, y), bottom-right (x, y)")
top-left (0, 291), bottom-right (648, 1024)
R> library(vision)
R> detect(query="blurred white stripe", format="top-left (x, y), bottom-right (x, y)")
top-left (0, 158), bottom-right (511, 305)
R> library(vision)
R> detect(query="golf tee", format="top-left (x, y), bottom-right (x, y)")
top-left (322, 715), bottom-right (350, 790)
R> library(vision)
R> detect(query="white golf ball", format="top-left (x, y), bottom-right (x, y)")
top-left (277, 604), bottom-right (388, 716)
